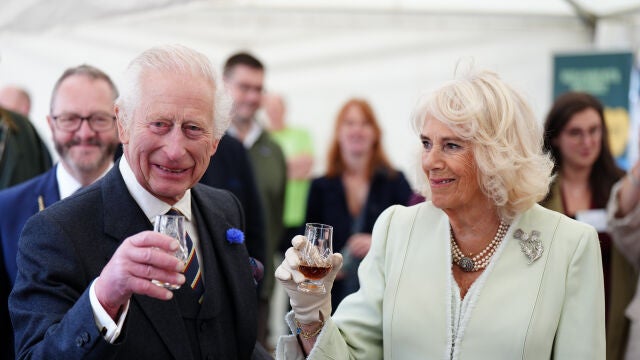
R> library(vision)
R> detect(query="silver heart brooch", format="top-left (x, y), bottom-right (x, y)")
top-left (514, 229), bottom-right (543, 264)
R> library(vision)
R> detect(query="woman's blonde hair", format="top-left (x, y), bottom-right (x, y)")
top-left (412, 69), bottom-right (553, 221)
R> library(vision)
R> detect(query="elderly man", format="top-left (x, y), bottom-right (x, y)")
top-left (9, 45), bottom-right (269, 359)
top-left (0, 65), bottom-right (119, 359)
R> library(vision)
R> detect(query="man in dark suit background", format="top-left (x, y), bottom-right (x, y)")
top-left (9, 45), bottom-right (270, 359)
top-left (200, 134), bottom-right (266, 274)
top-left (0, 64), bottom-right (120, 359)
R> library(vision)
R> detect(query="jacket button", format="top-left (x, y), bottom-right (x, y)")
top-left (75, 331), bottom-right (90, 347)
top-left (200, 321), bottom-right (207, 332)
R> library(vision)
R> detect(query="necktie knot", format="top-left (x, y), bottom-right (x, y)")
top-left (166, 208), bottom-right (182, 216)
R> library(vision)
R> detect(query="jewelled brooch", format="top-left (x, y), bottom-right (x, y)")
top-left (514, 229), bottom-right (543, 264)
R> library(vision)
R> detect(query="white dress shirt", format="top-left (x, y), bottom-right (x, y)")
top-left (56, 162), bottom-right (112, 199)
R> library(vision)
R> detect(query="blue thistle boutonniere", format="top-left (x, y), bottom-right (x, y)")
top-left (226, 228), bottom-right (244, 244)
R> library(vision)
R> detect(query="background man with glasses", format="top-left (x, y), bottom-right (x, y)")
top-left (0, 64), bottom-right (119, 359)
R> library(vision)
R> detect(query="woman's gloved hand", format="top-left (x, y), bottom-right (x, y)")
top-left (275, 235), bottom-right (343, 323)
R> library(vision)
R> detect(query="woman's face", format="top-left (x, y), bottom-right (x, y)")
top-left (553, 107), bottom-right (602, 170)
top-left (338, 105), bottom-right (376, 158)
top-left (420, 117), bottom-right (487, 212)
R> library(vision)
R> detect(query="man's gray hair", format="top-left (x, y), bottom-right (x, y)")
top-left (116, 44), bottom-right (231, 139)
top-left (50, 64), bottom-right (118, 113)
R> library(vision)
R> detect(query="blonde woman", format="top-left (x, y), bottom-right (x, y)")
top-left (276, 69), bottom-right (605, 359)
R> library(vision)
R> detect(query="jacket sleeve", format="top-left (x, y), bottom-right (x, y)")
top-left (607, 179), bottom-right (640, 269)
top-left (287, 206), bottom-right (399, 359)
top-left (9, 213), bottom-right (116, 360)
top-left (553, 223), bottom-right (606, 359)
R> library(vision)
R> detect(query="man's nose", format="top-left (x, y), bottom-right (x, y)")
top-left (75, 118), bottom-right (97, 138)
top-left (164, 127), bottom-right (189, 159)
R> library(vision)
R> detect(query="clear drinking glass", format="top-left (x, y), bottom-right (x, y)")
top-left (152, 214), bottom-right (189, 290)
top-left (297, 223), bottom-right (334, 294)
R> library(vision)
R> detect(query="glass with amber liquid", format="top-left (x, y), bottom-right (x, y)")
top-left (297, 223), bottom-right (333, 294)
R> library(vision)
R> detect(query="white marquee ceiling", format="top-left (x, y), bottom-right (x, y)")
top-left (0, 0), bottom-right (639, 181)
top-left (1, 0), bottom-right (640, 33)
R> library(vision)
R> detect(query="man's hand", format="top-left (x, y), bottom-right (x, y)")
top-left (287, 154), bottom-right (314, 180)
top-left (94, 231), bottom-right (186, 319)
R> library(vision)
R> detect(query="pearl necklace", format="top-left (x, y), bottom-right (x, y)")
top-left (450, 221), bottom-right (509, 272)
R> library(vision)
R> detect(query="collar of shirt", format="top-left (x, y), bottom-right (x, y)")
top-left (57, 162), bottom-right (113, 200)
top-left (228, 120), bottom-right (262, 149)
top-left (118, 156), bottom-right (192, 223)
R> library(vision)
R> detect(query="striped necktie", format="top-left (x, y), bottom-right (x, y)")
top-left (167, 208), bottom-right (204, 304)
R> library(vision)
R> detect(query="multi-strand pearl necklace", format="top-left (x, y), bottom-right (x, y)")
top-left (450, 221), bottom-right (509, 272)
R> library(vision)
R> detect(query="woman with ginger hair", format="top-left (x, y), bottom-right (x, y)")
top-left (304, 98), bottom-right (412, 308)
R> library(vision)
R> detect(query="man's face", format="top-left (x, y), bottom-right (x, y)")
top-left (224, 65), bottom-right (264, 123)
top-left (117, 71), bottom-right (219, 205)
top-left (47, 75), bottom-right (119, 178)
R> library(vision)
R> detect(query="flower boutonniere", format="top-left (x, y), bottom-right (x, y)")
top-left (226, 228), bottom-right (245, 244)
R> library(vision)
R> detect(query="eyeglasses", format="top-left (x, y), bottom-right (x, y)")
top-left (51, 113), bottom-right (116, 132)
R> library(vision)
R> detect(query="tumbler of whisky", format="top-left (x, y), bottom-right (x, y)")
top-left (297, 223), bottom-right (333, 294)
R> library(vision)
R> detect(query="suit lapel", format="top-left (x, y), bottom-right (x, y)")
top-left (100, 165), bottom-right (193, 360)
top-left (191, 201), bottom-right (222, 319)
top-left (33, 165), bottom-right (60, 210)
top-left (191, 186), bottom-right (257, 342)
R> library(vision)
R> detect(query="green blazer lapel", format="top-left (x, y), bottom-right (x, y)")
top-left (386, 204), bottom-right (451, 357)
top-left (462, 205), bottom-right (559, 354)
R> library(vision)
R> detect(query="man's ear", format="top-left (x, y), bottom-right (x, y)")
top-left (46, 114), bottom-right (55, 133)
top-left (209, 138), bottom-right (220, 157)
top-left (115, 105), bottom-right (129, 144)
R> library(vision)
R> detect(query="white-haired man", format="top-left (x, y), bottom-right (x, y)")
top-left (10, 45), bottom-right (270, 359)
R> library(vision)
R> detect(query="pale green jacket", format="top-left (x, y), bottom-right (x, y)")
top-left (277, 202), bottom-right (605, 359)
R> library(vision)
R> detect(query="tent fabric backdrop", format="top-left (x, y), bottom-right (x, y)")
top-left (0, 1), bottom-right (638, 188)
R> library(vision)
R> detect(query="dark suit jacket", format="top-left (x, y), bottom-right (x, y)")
top-left (9, 164), bottom-right (262, 359)
top-left (0, 165), bottom-right (60, 284)
top-left (200, 134), bottom-right (265, 266)
top-left (0, 165), bottom-right (60, 360)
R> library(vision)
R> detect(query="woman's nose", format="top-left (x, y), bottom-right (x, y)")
top-left (422, 147), bottom-right (443, 171)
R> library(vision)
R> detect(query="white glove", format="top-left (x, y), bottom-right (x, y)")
top-left (275, 235), bottom-right (343, 323)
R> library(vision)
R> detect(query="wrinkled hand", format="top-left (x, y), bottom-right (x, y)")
top-left (94, 231), bottom-right (186, 318)
top-left (275, 235), bottom-right (343, 323)
top-left (346, 233), bottom-right (372, 259)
